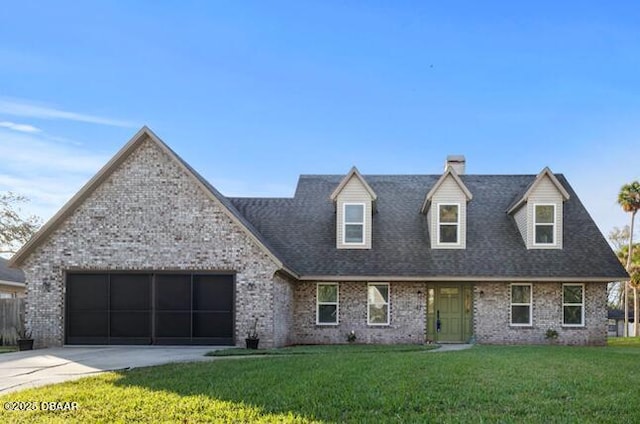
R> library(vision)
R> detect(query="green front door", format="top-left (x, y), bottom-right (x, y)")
top-left (427, 284), bottom-right (473, 343)
top-left (436, 286), bottom-right (463, 342)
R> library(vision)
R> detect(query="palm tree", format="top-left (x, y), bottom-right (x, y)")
top-left (618, 181), bottom-right (640, 336)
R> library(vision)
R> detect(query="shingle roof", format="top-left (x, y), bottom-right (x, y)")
top-left (230, 174), bottom-right (628, 280)
top-left (0, 258), bottom-right (24, 283)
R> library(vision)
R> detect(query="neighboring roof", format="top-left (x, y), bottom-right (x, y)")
top-left (9, 127), bottom-right (295, 276)
top-left (0, 257), bottom-right (24, 283)
top-left (507, 167), bottom-right (570, 214)
top-left (608, 309), bottom-right (634, 321)
top-left (421, 166), bottom-right (473, 213)
top-left (329, 166), bottom-right (377, 201)
top-left (231, 173), bottom-right (628, 281)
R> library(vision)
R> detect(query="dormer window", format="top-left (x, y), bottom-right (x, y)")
top-left (422, 161), bottom-right (472, 250)
top-left (330, 167), bottom-right (377, 250)
top-left (438, 203), bottom-right (460, 244)
top-left (506, 167), bottom-right (569, 250)
top-left (344, 203), bottom-right (365, 244)
top-left (534, 204), bottom-right (555, 245)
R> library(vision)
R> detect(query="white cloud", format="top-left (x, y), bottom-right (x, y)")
top-left (0, 97), bottom-right (135, 128)
top-left (0, 121), bottom-right (41, 133)
top-left (0, 129), bottom-right (110, 221)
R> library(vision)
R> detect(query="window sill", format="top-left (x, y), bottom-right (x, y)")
top-left (509, 325), bottom-right (533, 328)
top-left (561, 325), bottom-right (585, 328)
top-left (316, 323), bottom-right (339, 327)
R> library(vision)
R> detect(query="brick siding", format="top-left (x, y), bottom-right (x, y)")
top-left (21, 137), bottom-right (280, 348)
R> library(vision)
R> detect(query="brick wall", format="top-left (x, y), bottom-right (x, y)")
top-left (21, 137), bottom-right (281, 348)
top-left (272, 272), bottom-right (294, 346)
top-left (474, 282), bottom-right (607, 345)
top-left (293, 281), bottom-right (426, 344)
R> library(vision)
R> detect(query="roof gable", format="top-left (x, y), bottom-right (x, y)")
top-left (9, 127), bottom-right (294, 275)
top-left (421, 166), bottom-right (473, 213)
top-left (329, 167), bottom-right (377, 202)
top-left (507, 167), bottom-right (570, 214)
top-left (0, 257), bottom-right (24, 283)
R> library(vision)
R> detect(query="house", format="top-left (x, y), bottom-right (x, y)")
top-left (0, 258), bottom-right (25, 298)
top-left (9, 127), bottom-right (627, 348)
top-left (607, 309), bottom-right (634, 337)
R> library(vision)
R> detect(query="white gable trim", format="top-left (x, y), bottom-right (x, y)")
top-left (421, 166), bottom-right (472, 213)
top-left (507, 167), bottom-right (570, 215)
top-left (329, 166), bottom-right (377, 202)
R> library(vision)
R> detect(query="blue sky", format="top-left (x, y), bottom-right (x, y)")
top-left (1, 1), bottom-right (639, 239)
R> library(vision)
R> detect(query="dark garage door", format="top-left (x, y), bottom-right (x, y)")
top-left (66, 273), bottom-right (234, 345)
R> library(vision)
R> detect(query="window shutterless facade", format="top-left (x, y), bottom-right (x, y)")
top-left (316, 283), bottom-right (339, 325)
top-left (437, 203), bottom-right (460, 245)
top-left (343, 203), bottom-right (365, 245)
top-left (511, 283), bottom-right (532, 326)
top-left (563, 284), bottom-right (584, 326)
top-left (368, 283), bottom-right (390, 325)
top-left (533, 204), bottom-right (556, 245)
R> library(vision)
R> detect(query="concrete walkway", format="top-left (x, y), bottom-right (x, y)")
top-left (430, 344), bottom-right (474, 352)
top-left (0, 346), bottom-right (225, 394)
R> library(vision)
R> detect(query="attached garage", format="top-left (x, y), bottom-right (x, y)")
top-left (66, 272), bottom-right (234, 345)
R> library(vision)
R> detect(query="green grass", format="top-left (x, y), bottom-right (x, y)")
top-left (1, 344), bottom-right (639, 423)
top-left (607, 336), bottom-right (640, 347)
top-left (208, 343), bottom-right (437, 356)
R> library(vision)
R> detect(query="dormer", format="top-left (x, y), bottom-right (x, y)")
top-left (421, 157), bottom-right (473, 249)
top-left (507, 167), bottom-right (570, 249)
top-left (330, 167), bottom-right (377, 249)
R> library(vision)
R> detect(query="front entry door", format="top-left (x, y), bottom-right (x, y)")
top-left (436, 285), bottom-right (463, 342)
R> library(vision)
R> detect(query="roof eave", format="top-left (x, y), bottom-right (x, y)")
top-left (297, 275), bottom-right (623, 283)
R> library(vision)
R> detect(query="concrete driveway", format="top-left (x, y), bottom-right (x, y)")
top-left (0, 346), bottom-right (224, 394)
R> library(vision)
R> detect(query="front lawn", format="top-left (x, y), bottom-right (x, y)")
top-left (208, 343), bottom-right (436, 356)
top-left (1, 344), bottom-right (638, 423)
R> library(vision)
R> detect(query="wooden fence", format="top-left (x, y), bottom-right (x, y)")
top-left (0, 298), bottom-right (25, 345)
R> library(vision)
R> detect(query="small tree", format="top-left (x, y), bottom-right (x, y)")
top-left (618, 181), bottom-right (640, 336)
top-left (0, 192), bottom-right (41, 256)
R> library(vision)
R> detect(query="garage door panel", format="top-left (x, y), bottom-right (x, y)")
top-left (110, 274), bottom-right (151, 310)
top-left (155, 312), bottom-right (191, 338)
top-left (67, 274), bottom-right (108, 310)
top-left (193, 312), bottom-right (233, 338)
top-left (66, 311), bottom-right (108, 344)
top-left (156, 274), bottom-right (191, 310)
top-left (110, 311), bottom-right (151, 338)
top-left (193, 275), bottom-right (234, 311)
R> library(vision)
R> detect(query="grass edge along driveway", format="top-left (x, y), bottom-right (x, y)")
top-left (1, 342), bottom-right (638, 423)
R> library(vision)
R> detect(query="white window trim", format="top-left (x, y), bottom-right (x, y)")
top-left (532, 203), bottom-right (557, 247)
top-left (562, 283), bottom-right (585, 327)
top-left (510, 283), bottom-right (532, 326)
top-left (436, 203), bottom-right (461, 246)
top-left (367, 283), bottom-right (390, 326)
top-left (343, 202), bottom-right (366, 245)
top-left (316, 283), bottom-right (339, 325)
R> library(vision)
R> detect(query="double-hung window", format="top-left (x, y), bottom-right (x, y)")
top-left (511, 284), bottom-right (532, 326)
top-left (317, 283), bottom-right (339, 325)
top-left (534, 204), bottom-right (555, 245)
top-left (368, 283), bottom-right (390, 325)
top-left (438, 203), bottom-right (460, 244)
top-left (344, 203), bottom-right (365, 244)
top-left (563, 284), bottom-right (584, 326)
